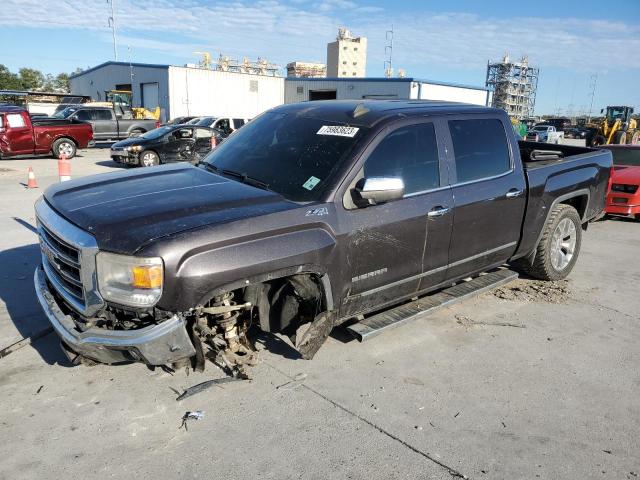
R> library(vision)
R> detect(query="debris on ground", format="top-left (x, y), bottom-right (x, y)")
top-left (491, 279), bottom-right (571, 303)
top-left (276, 372), bottom-right (307, 390)
top-left (180, 411), bottom-right (204, 430)
top-left (455, 315), bottom-right (526, 329)
top-left (35, 385), bottom-right (43, 394)
top-left (175, 376), bottom-right (244, 401)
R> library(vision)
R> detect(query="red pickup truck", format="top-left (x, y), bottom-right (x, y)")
top-left (0, 106), bottom-right (94, 160)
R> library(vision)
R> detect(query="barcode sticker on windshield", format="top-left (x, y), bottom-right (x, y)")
top-left (303, 176), bottom-right (321, 191)
top-left (317, 125), bottom-right (359, 137)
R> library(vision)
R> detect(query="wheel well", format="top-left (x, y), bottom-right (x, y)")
top-left (201, 273), bottom-right (329, 335)
top-left (560, 194), bottom-right (587, 220)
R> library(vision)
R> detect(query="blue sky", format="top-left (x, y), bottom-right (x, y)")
top-left (2, 0), bottom-right (639, 115)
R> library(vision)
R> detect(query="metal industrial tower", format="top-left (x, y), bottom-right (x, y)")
top-left (485, 54), bottom-right (539, 119)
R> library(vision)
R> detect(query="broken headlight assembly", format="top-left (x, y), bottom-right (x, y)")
top-left (96, 252), bottom-right (163, 307)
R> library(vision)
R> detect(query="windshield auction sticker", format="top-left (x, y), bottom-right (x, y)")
top-left (303, 176), bottom-right (321, 190)
top-left (317, 125), bottom-right (359, 137)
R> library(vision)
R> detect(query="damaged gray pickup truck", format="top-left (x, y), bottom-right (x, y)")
top-left (34, 100), bottom-right (612, 372)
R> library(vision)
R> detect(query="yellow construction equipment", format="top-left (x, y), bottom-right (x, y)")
top-left (592, 106), bottom-right (638, 145)
top-left (86, 90), bottom-right (160, 120)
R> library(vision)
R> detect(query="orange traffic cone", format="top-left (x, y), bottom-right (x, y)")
top-left (27, 167), bottom-right (38, 188)
top-left (58, 153), bottom-right (71, 182)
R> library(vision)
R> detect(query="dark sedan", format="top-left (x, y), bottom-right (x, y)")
top-left (110, 125), bottom-right (223, 167)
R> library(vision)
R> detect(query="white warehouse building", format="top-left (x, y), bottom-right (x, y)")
top-left (70, 61), bottom-right (490, 123)
top-left (284, 77), bottom-right (489, 105)
top-left (69, 61), bottom-right (285, 122)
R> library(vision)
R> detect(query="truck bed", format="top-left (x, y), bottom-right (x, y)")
top-left (514, 140), bottom-right (613, 259)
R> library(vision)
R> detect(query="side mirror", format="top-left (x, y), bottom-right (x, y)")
top-left (600, 108), bottom-right (604, 114)
top-left (355, 177), bottom-right (404, 205)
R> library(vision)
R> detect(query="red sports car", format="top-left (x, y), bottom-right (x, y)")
top-left (601, 145), bottom-right (640, 220)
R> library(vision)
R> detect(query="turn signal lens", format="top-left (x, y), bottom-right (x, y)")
top-left (132, 265), bottom-right (163, 289)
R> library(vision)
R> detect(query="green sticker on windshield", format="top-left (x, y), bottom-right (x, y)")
top-left (303, 176), bottom-right (321, 191)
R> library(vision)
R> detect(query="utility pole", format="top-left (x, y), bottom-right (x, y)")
top-left (384, 25), bottom-right (394, 78)
top-left (128, 45), bottom-right (134, 85)
top-left (587, 73), bottom-right (597, 123)
top-left (108, 0), bottom-right (118, 61)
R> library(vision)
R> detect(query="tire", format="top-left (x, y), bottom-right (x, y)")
top-left (52, 138), bottom-right (77, 159)
top-left (591, 135), bottom-right (607, 146)
top-left (612, 131), bottom-right (627, 144)
top-left (629, 131), bottom-right (639, 145)
top-left (129, 129), bottom-right (145, 138)
top-left (520, 204), bottom-right (582, 281)
top-left (139, 150), bottom-right (160, 167)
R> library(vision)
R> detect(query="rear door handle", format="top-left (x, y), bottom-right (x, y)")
top-left (427, 206), bottom-right (451, 217)
top-left (506, 189), bottom-right (524, 198)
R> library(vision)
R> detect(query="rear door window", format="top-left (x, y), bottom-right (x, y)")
top-left (93, 110), bottom-right (112, 120)
top-left (233, 119), bottom-right (245, 128)
top-left (363, 123), bottom-right (440, 195)
top-left (195, 128), bottom-right (212, 139)
top-left (448, 118), bottom-right (511, 183)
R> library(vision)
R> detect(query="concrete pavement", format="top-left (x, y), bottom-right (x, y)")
top-left (0, 149), bottom-right (638, 479)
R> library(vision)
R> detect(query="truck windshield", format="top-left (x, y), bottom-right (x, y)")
top-left (141, 126), bottom-right (173, 139)
top-left (54, 107), bottom-right (80, 118)
top-left (533, 126), bottom-right (549, 131)
top-left (204, 112), bottom-right (367, 202)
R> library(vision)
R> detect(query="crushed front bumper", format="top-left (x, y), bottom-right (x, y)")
top-left (34, 266), bottom-right (196, 365)
top-left (110, 149), bottom-right (139, 165)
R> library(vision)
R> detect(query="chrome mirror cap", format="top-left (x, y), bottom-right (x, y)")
top-left (357, 177), bottom-right (405, 205)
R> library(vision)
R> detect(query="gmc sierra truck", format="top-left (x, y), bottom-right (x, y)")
top-left (33, 100), bottom-right (612, 370)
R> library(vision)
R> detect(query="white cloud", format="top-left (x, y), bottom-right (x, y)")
top-left (1, 0), bottom-right (638, 75)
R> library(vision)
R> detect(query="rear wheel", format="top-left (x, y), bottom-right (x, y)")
top-left (519, 204), bottom-right (582, 281)
top-left (139, 150), bottom-right (160, 167)
top-left (612, 131), bottom-right (627, 144)
top-left (629, 131), bottom-right (639, 145)
top-left (52, 138), bottom-right (77, 159)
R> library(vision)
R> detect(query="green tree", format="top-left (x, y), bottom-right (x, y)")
top-left (18, 68), bottom-right (45, 90)
top-left (53, 73), bottom-right (70, 92)
top-left (0, 64), bottom-right (23, 89)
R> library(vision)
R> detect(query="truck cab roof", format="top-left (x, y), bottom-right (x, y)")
top-left (272, 100), bottom-right (502, 127)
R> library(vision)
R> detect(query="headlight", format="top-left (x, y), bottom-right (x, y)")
top-left (124, 145), bottom-right (143, 152)
top-left (96, 252), bottom-right (163, 307)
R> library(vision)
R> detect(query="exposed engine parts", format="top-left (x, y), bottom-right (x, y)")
top-left (188, 275), bottom-right (331, 377)
top-left (192, 291), bottom-right (257, 378)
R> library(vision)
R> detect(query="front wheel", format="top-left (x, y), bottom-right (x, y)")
top-left (139, 150), bottom-right (160, 167)
top-left (612, 131), bottom-right (627, 144)
top-left (52, 138), bottom-right (77, 159)
top-left (591, 135), bottom-right (607, 146)
top-left (519, 204), bottom-right (582, 281)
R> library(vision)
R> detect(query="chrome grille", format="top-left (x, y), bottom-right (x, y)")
top-left (35, 198), bottom-right (104, 316)
top-left (39, 222), bottom-right (85, 304)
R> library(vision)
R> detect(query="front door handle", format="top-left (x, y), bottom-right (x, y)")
top-left (506, 189), bottom-right (524, 198)
top-left (427, 206), bottom-right (451, 217)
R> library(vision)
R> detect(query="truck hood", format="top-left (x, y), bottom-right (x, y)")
top-left (43, 164), bottom-right (298, 254)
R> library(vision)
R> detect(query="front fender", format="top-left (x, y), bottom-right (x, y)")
top-left (157, 228), bottom-right (337, 310)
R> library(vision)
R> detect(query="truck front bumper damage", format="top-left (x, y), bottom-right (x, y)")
top-left (34, 266), bottom-right (196, 365)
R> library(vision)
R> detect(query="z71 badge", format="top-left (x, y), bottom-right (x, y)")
top-left (305, 207), bottom-right (329, 217)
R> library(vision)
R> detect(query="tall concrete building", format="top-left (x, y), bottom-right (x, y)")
top-left (327, 28), bottom-right (367, 78)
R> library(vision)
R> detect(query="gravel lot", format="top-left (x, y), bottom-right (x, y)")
top-left (0, 147), bottom-right (638, 480)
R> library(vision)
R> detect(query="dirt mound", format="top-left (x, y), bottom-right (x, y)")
top-left (491, 279), bottom-right (571, 303)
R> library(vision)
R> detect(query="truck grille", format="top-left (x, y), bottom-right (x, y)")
top-left (39, 222), bottom-right (85, 306)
